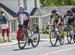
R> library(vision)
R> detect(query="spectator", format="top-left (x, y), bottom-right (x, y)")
top-left (0, 11), bottom-right (11, 42)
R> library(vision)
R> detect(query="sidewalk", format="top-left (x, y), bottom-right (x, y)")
top-left (0, 33), bottom-right (49, 47)
top-left (0, 40), bottom-right (17, 47)
top-left (0, 39), bottom-right (50, 47)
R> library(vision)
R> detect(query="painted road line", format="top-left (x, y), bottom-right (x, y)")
top-left (41, 47), bottom-right (75, 55)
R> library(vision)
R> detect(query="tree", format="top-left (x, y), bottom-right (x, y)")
top-left (40, 0), bottom-right (75, 7)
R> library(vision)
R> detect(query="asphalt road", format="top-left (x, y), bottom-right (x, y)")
top-left (0, 39), bottom-right (75, 55)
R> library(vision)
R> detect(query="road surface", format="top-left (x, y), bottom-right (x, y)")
top-left (0, 39), bottom-right (75, 55)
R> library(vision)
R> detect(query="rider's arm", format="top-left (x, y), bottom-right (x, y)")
top-left (48, 15), bottom-right (53, 25)
top-left (64, 15), bottom-right (66, 18)
top-left (57, 16), bottom-right (61, 25)
top-left (26, 12), bottom-right (32, 29)
top-left (28, 16), bottom-right (32, 27)
top-left (17, 12), bottom-right (21, 24)
top-left (48, 17), bottom-right (50, 25)
top-left (17, 16), bottom-right (21, 23)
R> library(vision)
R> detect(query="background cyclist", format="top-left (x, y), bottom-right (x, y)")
top-left (64, 10), bottom-right (74, 26)
top-left (48, 10), bottom-right (63, 36)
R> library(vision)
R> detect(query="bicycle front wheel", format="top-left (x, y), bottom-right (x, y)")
top-left (49, 30), bottom-right (57, 46)
top-left (18, 33), bottom-right (27, 49)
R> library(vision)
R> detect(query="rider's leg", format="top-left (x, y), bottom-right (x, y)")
top-left (58, 24), bottom-right (64, 37)
top-left (6, 28), bottom-right (11, 42)
top-left (2, 29), bottom-right (6, 42)
top-left (73, 26), bottom-right (75, 39)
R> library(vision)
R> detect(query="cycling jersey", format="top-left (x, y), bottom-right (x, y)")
top-left (50, 14), bottom-right (62, 25)
top-left (73, 13), bottom-right (75, 24)
top-left (17, 12), bottom-right (30, 27)
top-left (65, 13), bottom-right (74, 25)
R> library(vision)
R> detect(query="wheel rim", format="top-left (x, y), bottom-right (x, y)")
top-left (60, 37), bottom-right (64, 45)
top-left (67, 33), bottom-right (72, 43)
top-left (73, 37), bottom-right (75, 43)
top-left (68, 36), bottom-right (71, 41)
top-left (50, 31), bottom-right (57, 45)
top-left (31, 33), bottom-right (40, 46)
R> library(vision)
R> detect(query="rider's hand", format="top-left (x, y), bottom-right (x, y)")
top-left (18, 24), bottom-right (23, 28)
top-left (49, 23), bottom-right (53, 26)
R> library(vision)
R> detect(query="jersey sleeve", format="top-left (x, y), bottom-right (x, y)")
top-left (50, 15), bottom-right (53, 20)
top-left (17, 12), bottom-right (20, 17)
top-left (25, 12), bottom-right (30, 17)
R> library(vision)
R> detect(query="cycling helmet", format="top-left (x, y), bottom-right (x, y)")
top-left (52, 10), bottom-right (57, 13)
top-left (67, 10), bottom-right (72, 14)
top-left (71, 7), bottom-right (75, 13)
top-left (66, 10), bottom-right (73, 16)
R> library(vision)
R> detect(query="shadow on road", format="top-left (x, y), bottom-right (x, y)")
top-left (44, 42), bottom-right (75, 48)
top-left (65, 42), bottom-right (75, 45)
top-left (45, 44), bottom-right (62, 48)
top-left (13, 47), bottom-right (33, 51)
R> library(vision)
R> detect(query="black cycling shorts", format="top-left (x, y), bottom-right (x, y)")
top-left (23, 20), bottom-right (29, 28)
top-left (54, 20), bottom-right (62, 26)
top-left (68, 18), bottom-right (74, 25)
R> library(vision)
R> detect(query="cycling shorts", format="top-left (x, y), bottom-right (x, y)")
top-left (23, 19), bottom-right (29, 27)
top-left (54, 20), bottom-right (62, 26)
top-left (67, 18), bottom-right (74, 25)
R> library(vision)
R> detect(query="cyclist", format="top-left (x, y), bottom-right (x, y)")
top-left (64, 10), bottom-right (74, 25)
top-left (48, 10), bottom-right (63, 36)
top-left (64, 10), bottom-right (75, 42)
top-left (17, 7), bottom-right (32, 44)
top-left (69, 24), bottom-right (75, 41)
top-left (69, 9), bottom-right (75, 41)
top-left (72, 8), bottom-right (75, 24)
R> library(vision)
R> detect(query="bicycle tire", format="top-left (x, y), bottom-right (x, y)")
top-left (31, 32), bottom-right (40, 47)
top-left (31, 23), bottom-right (40, 47)
top-left (67, 32), bottom-right (72, 44)
top-left (59, 35), bottom-right (64, 45)
top-left (18, 32), bottom-right (27, 49)
top-left (73, 37), bottom-right (75, 43)
top-left (49, 30), bottom-right (57, 46)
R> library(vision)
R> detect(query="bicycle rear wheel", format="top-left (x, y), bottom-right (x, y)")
top-left (49, 30), bottom-right (57, 46)
top-left (73, 36), bottom-right (75, 43)
top-left (67, 32), bottom-right (72, 44)
top-left (59, 35), bottom-right (64, 45)
top-left (31, 32), bottom-right (40, 47)
top-left (18, 33), bottom-right (27, 49)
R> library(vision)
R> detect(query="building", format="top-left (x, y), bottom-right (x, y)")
top-left (0, 0), bottom-right (50, 33)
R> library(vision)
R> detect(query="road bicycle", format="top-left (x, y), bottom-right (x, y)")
top-left (49, 24), bottom-right (64, 46)
top-left (66, 24), bottom-right (75, 44)
top-left (18, 24), bottom-right (40, 49)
